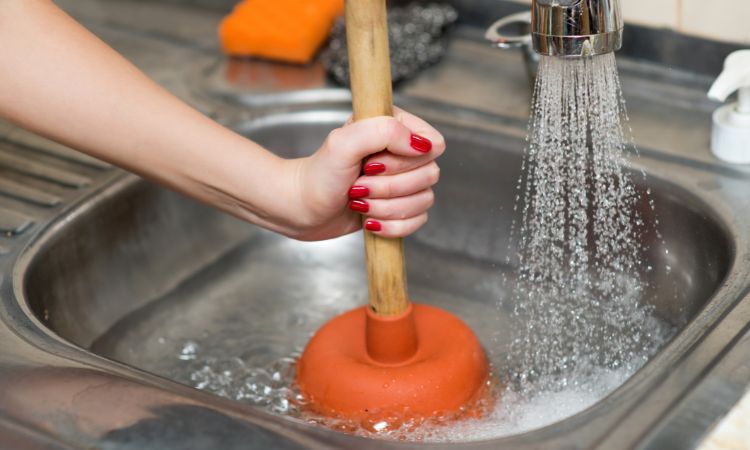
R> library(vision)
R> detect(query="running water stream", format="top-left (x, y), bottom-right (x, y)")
top-left (507, 53), bottom-right (668, 392)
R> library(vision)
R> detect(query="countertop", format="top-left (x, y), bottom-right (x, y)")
top-left (700, 388), bottom-right (750, 450)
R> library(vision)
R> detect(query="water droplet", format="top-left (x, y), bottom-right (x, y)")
top-left (178, 340), bottom-right (199, 360)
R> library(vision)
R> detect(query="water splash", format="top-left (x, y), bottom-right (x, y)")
top-left (508, 53), bottom-right (668, 392)
top-left (169, 338), bottom-right (644, 441)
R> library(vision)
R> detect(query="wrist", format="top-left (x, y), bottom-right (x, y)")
top-left (214, 147), bottom-right (322, 239)
top-left (174, 137), bottom-right (294, 235)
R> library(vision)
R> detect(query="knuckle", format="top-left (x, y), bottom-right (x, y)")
top-left (390, 221), bottom-right (406, 237)
top-left (419, 213), bottom-right (429, 228)
top-left (413, 214), bottom-right (428, 233)
top-left (428, 164), bottom-right (441, 184)
top-left (381, 179), bottom-right (394, 198)
top-left (425, 189), bottom-right (435, 209)
top-left (432, 135), bottom-right (446, 154)
top-left (384, 202), bottom-right (398, 220)
top-left (397, 219), bottom-right (417, 237)
top-left (377, 117), bottom-right (400, 142)
top-left (392, 105), bottom-right (406, 119)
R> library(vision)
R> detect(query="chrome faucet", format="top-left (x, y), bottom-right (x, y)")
top-left (531, 0), bottom-right (623, 57)
top-left (486, 0), bottom-right (624, 81)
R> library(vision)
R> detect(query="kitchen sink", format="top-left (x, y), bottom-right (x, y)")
top-left (9, 107), bottom-right (750, 449)
top-left (0, 2), bottom-right (747, 446)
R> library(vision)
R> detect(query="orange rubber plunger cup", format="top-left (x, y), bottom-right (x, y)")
top-left (297, 304), bottom-right (490, 419)
top-left (296, 0), bottom-right (491, 422)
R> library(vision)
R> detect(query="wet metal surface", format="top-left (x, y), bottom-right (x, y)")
top-left (0, 148), bottom-right (92, 188)
top-left (1, 0), bottom-right (750, 449)
top-left (11, 108), bottom-right (743, 449)
top-left (0, 208), bottom-right (33, 237)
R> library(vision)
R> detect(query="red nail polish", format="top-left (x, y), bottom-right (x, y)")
top-left (349, 199), bottom-right (369, 213)
top-left (348, 186), bottom-right (369, 199)
top-left (410, 134), bottom-right (433, 153)
top-left (364, 219), bottom-right (382, 232)
top-left (364, 162), bottom-right (386, 175)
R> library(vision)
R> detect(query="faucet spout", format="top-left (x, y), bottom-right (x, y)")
top-left (484, 0), bottom-right (623, 83)
top-left (532, 0), bottom-right (623, 57)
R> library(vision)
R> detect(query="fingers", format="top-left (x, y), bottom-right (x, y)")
top-left (363, 214), bottom-right (429, 239)
top-left (348, 187), bottom-right (435, 238)
top-left (362, 149), bottom-right (441, 177)
top-left (350, 189), bottom-right (434, 220)
top-left (323, 110), bottom-right (446, 169)
top-left (359, 109), bottom-right (446, 176)
top-left (326, 108), bottom-right (444, 238)
top-left (346, 161), bottom-right (440, 238)
top-left (351, 161), bottom-right (440, 199)
top-left (392, 106), bottom-right (445, 151)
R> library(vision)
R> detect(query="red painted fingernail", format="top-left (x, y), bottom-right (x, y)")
top-left (349, 199), bottom-right (369, 213)
top-left (364, 219), bottom-right (382, 232)
top-left (348, 186), bottom-right (369, 199)
top-left (363, 162), bottom-right (386, 175)
top-left (410, 134), bottom-right (432, 153)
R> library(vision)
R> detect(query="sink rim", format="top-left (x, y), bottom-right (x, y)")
top-left (5, 109), bottom-right (748, 448)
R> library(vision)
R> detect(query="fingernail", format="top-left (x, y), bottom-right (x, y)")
top-left (349, 199), bottom-right (369, 213)
top-left (348, 186), bottom-right (369, 199)
top-left (364, 219), bottom-right (382, 232)
top-left (410, 134), bottom-right (432, 153)
top-left (364, 162), bottom-right (386, 176)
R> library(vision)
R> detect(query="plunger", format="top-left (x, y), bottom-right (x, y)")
top-left (296, 0), bottom-right (490, 421)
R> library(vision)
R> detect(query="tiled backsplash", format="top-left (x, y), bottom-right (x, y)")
top-left (510, 0), bottom-right (750, 45)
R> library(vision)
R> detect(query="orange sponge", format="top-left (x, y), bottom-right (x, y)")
top-left (219, 0), bottom-right (344, 64)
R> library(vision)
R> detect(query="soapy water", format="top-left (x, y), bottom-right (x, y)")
top-left (93, 53), bottom-right (672, 441)
top-left (165, 336), bottom-right (642, 441)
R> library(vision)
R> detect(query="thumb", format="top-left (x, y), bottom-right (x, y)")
top-left (325, 116), bottom-right (428, 167)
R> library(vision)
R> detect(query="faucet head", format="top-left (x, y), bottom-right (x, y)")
top-left (532, 0), bottom-right (623, 57)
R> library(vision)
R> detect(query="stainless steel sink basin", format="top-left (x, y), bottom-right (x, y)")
top-left (0, 1), bottom-right (745, 448)
top-left (10, 107), bottom-right (750, 449)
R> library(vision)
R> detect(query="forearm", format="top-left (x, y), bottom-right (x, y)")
top-left (0, 0), bottom-right (301, 233)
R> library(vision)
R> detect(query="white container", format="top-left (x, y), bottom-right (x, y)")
top-left (708, 50), bottom-right (750, 164)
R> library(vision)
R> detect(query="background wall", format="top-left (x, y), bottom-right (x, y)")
top-left (509, 0), bottom-right (750, 45)
top-left (154, 0), bottom-right (749, 45)
top-left (149, 0), bottom-right (745, 74)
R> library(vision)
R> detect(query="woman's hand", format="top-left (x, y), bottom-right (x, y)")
top-left (0, 1), bottom-right (443, 243)
top-left (287, 107), bottom-right (445, 241)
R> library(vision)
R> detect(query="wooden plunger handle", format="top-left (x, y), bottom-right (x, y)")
top-left (345, 0), bottom-right (409, 316)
